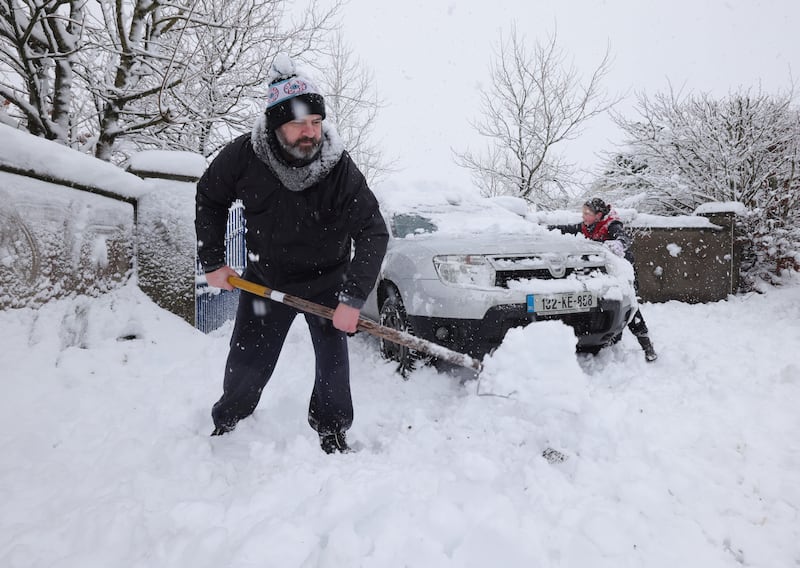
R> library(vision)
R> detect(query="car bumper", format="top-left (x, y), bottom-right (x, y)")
top-left (407, 297), bottom-right (634, 359)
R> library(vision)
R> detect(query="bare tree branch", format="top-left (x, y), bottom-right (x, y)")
top-left (455, 25), bottom-right (617, 209)
top-left (314, 30), bottom-right (393, 187)
top-left (1, 0), bottom-right (344, 160)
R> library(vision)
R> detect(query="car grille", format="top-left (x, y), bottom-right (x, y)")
top-left (494, 266), bottom-right (606, 287)
top-left (490, 254), bottom-right (607, 288)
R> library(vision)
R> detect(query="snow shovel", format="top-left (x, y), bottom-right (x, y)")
top-left (227, 275), bottom-right (483, 372)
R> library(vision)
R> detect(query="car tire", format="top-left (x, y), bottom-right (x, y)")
top-left (379, 290), bottom-right (419, 378)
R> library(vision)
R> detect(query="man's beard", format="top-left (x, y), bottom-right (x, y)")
top-left (275, 129), bottom-right (322, 162)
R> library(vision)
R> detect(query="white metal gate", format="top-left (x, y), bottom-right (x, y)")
top-left (195, 201), bottom-right (246, 333)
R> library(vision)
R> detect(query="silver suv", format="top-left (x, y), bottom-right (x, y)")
top-left (361, 189), bottom-right (638, 373)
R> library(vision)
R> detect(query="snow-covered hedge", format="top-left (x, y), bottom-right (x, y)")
top-left (135, 176), bottom-right (198, 324)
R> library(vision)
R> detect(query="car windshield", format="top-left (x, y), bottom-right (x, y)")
top-left (391, 213), bottom-right (438, 238)
top-left (387, 204), bottom-right (537, 239)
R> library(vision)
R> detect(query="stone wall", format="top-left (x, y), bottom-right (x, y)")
top-left (630, 211), bottom-right (742, 303)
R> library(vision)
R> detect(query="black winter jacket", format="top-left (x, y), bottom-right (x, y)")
top-left (195, 133), bottom-right (388, 307)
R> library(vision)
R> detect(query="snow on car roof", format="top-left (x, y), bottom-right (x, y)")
top-left (374, 182), bottom-right (539, 238)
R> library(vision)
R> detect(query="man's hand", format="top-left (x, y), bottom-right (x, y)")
top-left (332, 302), bottom-right (361, 333)
top-left (205, 265), bottom-right (239, 291)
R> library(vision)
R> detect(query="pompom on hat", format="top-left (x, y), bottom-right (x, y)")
top-left (265, 53), bottom-right (326, 130)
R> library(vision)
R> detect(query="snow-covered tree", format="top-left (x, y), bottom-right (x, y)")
top-left (107, 0), bottom-right (343, 160)
top-left (455, 26), bottom-right (615, 210)
top-left (1, 0), bottom-right (342, 161)
top-left (314, 31), bottom-right (390, 187)
top-left (0, 0), bottom-right (84, 143)
top-left (594, 86), bottom-right (800, 286)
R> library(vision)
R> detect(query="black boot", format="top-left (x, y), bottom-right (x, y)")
top-left (210, 422), bottom-right (235, 436)
top-left (638, 336), bottom-right (658, 362)
top-left (319, 431), bottom-right (351, 454)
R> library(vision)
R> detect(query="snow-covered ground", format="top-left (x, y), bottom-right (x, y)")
top-left (2, 278), bottom-right (799, 568)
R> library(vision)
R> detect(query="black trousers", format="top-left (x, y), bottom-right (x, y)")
top-left (628, 308), bottom-right (649, 337)
top-left (628, 276), bottom-right (650, 338)
top-left (211, 287), bottom-right (352, 435)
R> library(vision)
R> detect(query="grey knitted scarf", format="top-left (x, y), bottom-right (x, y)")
top-left (250, 114), bottom-right (344, 192)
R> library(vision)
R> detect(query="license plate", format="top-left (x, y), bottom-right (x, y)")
top-left (526, 291), bottom-right (597, 314)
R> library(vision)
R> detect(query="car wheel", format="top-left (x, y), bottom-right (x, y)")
top-left (379, 290), bottom-right (418, 378)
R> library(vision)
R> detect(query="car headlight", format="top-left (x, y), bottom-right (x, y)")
top-left (433, 255), bottom-right (495, 288)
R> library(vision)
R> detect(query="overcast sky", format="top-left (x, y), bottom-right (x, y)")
top-left (340, 0), bottom-right (800, 189)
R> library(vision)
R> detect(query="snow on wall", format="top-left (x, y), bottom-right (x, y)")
top-left (694, 201), bottom-right (747, 215)
top-left (666, 243), bottom-right (683, 257)
top-left (0, 171), bottom-right (134, 309)
top-left (128, 150), bottom-right (207, 181)
top-left (0, 123), bottom-right (145, 200)
top-left (531, 208), bottom-right (721, 229)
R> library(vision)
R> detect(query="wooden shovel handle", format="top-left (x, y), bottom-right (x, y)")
top-left (227, 276), bottom-right (483, 372)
